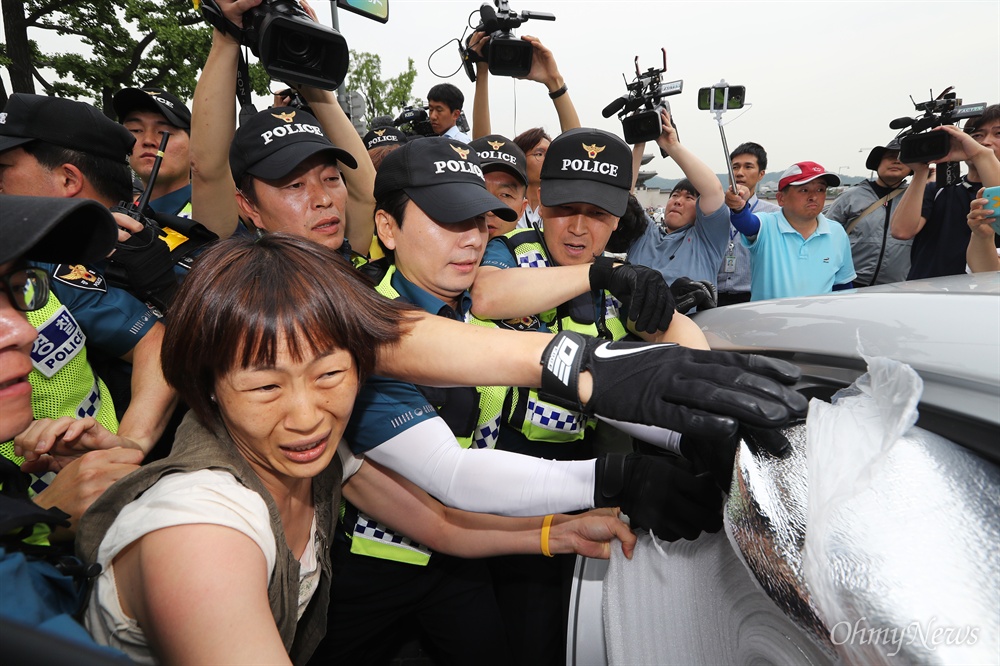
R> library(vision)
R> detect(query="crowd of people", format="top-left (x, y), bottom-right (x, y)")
top-left (1, 0), bottom-right (998, 663)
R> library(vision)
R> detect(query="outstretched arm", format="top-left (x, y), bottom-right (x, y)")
top-left (344, 457), bottom-right (635, 560)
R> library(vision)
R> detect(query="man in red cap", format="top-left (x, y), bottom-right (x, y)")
top-left (728, 161), bottom-right (856, 300)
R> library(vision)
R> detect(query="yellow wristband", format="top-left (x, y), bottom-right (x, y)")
top-left (541, 514), bottom-right (555, 558)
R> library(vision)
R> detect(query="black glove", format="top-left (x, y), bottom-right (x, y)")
top-left (670, 277), bottom-right (718, 314)
top-left (589, 257), bottom-right (674, 335)
top-left (108, 207), bottom-right (179, 311)
top-left (595, 452), bottom-right (723, 541)
top-left (681, 425), bottom-right (793, 492)
top-left (538, 331), bottom-right (808, 441)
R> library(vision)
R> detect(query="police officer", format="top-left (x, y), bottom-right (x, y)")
top-left (0, 93), bottom-right (176, 464)
top-left (1, 196), bottom-right (145, 540)
top-left (113, 86), bottom-right (218, 280)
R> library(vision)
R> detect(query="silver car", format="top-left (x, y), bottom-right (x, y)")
top-left (568, 274), bottom-right (1000, 665)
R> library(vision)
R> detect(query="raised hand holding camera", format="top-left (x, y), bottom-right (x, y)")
top-left (459, 0), bottom-right (555, 82)
top-left (603, 48), bottom-right (683, 146)
top-left (199, 0), bottom-right (349, 90)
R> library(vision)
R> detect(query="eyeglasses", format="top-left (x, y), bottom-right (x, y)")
top-left (1, 267), bottom-right (51, 312)
top-left (529, 150), bottom-right (547, 160)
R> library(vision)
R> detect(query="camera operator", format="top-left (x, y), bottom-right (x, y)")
top-left (890, 105), bottom-right (1000, 279)
top-left (427, 83), bottom-right (473, 143)
top-left (625, 109), bottom-right (730, 294)
top-left (189, 0), bottom-right (376, 253)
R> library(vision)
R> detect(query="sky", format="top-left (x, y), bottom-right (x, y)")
top-left (4, 0), bottom-right (999, 182)
top-left (321, 0), bottom-right (1000, 180)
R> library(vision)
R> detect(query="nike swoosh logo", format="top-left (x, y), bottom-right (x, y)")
top-left (592, 342), bottom-right (678, 360)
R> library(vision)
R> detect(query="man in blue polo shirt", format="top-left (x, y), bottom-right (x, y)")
top-left (729, 161), bottom-right (855, 300)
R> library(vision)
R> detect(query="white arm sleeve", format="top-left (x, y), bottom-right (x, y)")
top-left (363, 417), bottom-right (596, 516)
top-left (597, 416), bottom-right (682, 454)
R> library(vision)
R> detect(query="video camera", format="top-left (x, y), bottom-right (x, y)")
top-left (459, 0), bottom-right (555, 82)
top-left (890, 88), bottom-right (986, 163)
top-left (393, 106), bottom-right (436, 137)
top-left (200, 0), bottom-right (349, 91)
top-left (602, 49), bottom-right (683, 145)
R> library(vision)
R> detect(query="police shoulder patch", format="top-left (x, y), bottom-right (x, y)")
top-left (53, 264), bottom-right (107, 293)
top-left (498, 315), bottom-right (542, 332)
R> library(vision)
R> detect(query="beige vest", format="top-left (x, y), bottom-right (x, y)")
top-left (76, 412), bottom-right (343, 664)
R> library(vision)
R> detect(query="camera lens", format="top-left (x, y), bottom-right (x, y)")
top-left (278, 35), bottom-right (322, 67)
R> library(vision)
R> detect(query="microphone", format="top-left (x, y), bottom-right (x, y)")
top-left (602, 97), bottom-right (627, 118)
top-left (889, 116), bottom-right (914, 130)
top-left (479, 3), bottom-right (498, 31)
top-left (621, 97), bottom-right (646, 115)
top-left (910, 116), bottom-right (937, 133)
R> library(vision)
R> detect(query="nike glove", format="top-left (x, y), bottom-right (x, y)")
top-left (538, 331), bottom-right (808, 441)
top-left (594, 452), bottom-right (723, 541)
top-left (670, 276), bottom-right (718, 314)
top-left (589, 257), bottom-right (674, 334)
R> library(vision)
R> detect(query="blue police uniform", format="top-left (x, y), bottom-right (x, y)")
top-left (316, 263), bottom-right (512, 666)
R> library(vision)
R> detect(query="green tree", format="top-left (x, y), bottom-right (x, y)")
top-left (0, 0), bottom-right (270, 114)
top-left (346, 50), bottom-right (418, 120)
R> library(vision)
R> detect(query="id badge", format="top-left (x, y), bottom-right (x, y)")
top-left (723, 243), bottom-right (737, 273)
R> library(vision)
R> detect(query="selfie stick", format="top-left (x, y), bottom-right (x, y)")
top-left (707, 79), bottom-right (738, 193)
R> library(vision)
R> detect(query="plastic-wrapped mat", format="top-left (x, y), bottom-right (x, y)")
top-left (602, 356), bottom-right (998, 665)
top-left (804, 356), bottom-right (999, 664)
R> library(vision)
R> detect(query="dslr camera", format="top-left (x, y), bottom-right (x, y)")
top-left (602, 49), bottom-right (683, 145)
top-left (200, 0), bottom-right (349, 91)
top-left (891, 88), bottom-right (986, 163)
top-left (459, 0), bottom-right (555, 82)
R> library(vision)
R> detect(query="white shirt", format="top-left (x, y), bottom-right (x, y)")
top-left (85, 444), bottom-right (364, 664)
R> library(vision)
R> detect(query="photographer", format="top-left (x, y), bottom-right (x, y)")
top-left (428, 83), bottom-right (473, 143)
top-left (626, 109), bottom-right (730, 291)
top-left (890, 106), bottom-right (1000, 279)
top-left (189, 0), bottom-right (376, 253)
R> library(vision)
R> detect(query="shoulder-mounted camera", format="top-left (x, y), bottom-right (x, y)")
top-left (602, 49), bottom-right (683, 145)
top-left (890, 87), bottom-right (986, 164)
top-left (458, 0), bottom-right (555, 82)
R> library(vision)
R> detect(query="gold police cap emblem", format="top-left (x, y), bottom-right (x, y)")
top-left (374, 129), bottom-right (386, 136)
top-left (582, 143), bottom-right (605, 159)
top-left (451, 144), bottom-right (471, 160)
top-left (271, 111), bottom-right (296, 123)
top-left (487, 140), bottom-right (505, 151)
